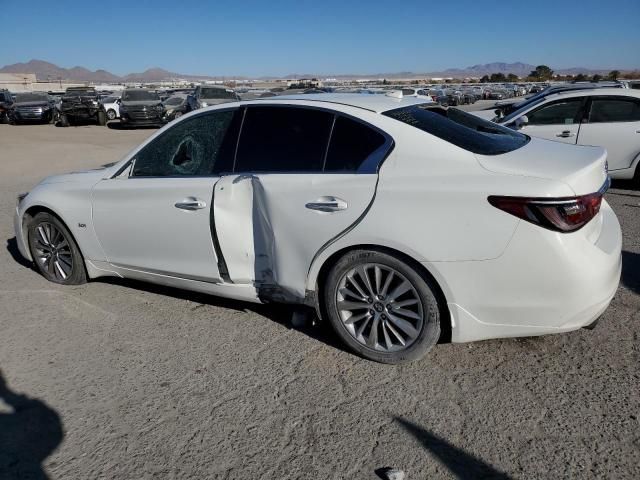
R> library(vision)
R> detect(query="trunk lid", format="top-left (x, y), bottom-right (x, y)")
top-left (476, 137), bottom-right (608, 195)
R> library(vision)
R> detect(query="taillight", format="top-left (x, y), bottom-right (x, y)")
top-left (488, 187), bottom-right (606, 233)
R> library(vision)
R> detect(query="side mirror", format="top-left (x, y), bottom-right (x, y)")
top-left (514, 115), bottom-right (528, 130)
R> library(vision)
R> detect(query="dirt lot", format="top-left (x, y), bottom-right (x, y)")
top-left (1, 123), bottom-right (638, 480)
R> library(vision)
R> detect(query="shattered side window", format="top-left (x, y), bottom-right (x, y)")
top-left (132, 110), bottom-right (238, 177)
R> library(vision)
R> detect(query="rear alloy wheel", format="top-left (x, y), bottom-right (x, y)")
top-left (324, 250), bottom-right (440, 363)
top-left (106, 109), bottom-right (117, 121)
top-left (27, 212), bottom-right (87, 285)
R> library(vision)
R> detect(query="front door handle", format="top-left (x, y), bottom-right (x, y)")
top-left (175, 197), bottom-right (207, 210)
top-left (556, 131), bottom-right (575, 138)
top-left (305, 196), bottom-right (348, 213)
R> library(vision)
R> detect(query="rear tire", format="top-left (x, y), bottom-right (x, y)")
top-left (323, 249), bottom-right (440, 364)
top-left (106, 109), bottom-right (117, 121)
top-left (59, 114), bottom-right (69, 127)
top-left (27, 212), bottom-right (87, 285)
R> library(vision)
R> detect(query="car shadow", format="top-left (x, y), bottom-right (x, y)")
top-left (0, 369), bottom-right (64, 480)
top-left (610, 179), bottom-right (640, 193)
top-left (621, 251), bottom-right (640, 294)
top-left (6, 237), bottom-right (35, 270)
top-left (391, 416), bottom-right (512, 479)
top-left (107, 121), bottom-right (158, 130)
top-left (94, 276), bottom-right (350, 355)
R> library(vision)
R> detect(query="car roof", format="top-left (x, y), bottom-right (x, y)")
top-left (545, 88), bottom-right (640, 100)
top-left (253, 93), bottom-right (429, 113)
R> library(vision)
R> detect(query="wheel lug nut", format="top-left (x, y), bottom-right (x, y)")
top-left (369, 309), bottom-right (375, 315)
top-left (367, 298), bottom-right (373, 303)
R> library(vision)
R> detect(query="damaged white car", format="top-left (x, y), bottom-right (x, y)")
top-left (14, 94), bottom-right (621, 363)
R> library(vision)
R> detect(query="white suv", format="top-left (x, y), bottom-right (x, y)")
top-left (498, 89), bottom-right (640, 180)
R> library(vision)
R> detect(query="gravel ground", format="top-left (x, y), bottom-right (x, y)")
top-left (0, 122), bottom-right (638, 480)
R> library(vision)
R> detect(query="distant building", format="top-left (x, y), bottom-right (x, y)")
top-left (0, 73), bottom-right (37, 92)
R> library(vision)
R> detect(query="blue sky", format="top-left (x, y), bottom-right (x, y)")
top-left (1, 0), bottom-right (639, 76)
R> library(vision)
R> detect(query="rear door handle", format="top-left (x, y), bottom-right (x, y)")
top-left (175, 197), bottom-right (207, 210)
top-left (556, 131), bottom-right (575, 138)
top-left (305, 196), bottom-right (348, 213)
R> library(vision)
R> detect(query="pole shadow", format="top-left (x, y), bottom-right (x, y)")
top-left (621, 250), bottom-right (640, 294)
top-left (393, 416), bottom-right (512, 479)
top-left (0, 369), bottom-right (64, 480)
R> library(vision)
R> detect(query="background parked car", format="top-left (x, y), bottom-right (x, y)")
top-left (119, 88), bottom-right (165, 127)
top-left (59, 87), bottom-right (105, 127)
top-left (163, 94), bottom-right (189, 121)
top-left (8, 92), bottom-right (56, 124)
top-left (400, 87), bottom-right (433, 100)
top-left (186, 85), bottom-right (240, 111)
top-left (498, 88), bottom-right (640, 180)
top-left (100, 95), bottom-right (121, 121)
top-left (0, 89), bottom-right (13, 124)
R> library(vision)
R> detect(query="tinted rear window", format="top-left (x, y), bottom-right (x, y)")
top-left (325, 116), bottom-right (387, 172)
top-left (383, 105), bottom-right (529, 155)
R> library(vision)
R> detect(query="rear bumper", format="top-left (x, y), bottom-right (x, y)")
top-left (429, 200), bottom-right (622, 343)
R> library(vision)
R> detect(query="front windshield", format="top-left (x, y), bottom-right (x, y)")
top-left (200, 87), bottom-right (237, 100)
top-left (122, 90), bottom-right (160, 101)
top-left (15, 93), bottom-right (49, 103)
top-left (164, 96), bottom-right (185, 106)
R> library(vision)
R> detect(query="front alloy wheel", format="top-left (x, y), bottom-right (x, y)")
top-left (27, 212), bottom-right (87, 285)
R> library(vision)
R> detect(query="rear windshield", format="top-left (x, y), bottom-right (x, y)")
top-left (383, 105), bottom-right (529, 155)
top-left (200, 87), bottom-right (237, 100)
top-left (122, 90), bottom-right (160, 101)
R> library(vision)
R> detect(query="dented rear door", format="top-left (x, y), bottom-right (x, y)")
top-left (213, 106), bottom-right (390, 300)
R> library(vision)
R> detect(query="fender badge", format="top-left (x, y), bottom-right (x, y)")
top-left (78, 223), bottom-right (86, 228)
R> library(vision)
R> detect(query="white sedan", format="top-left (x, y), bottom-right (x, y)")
top-left (496, 88), bottom-right (640, 180)
top-left (13, 94), bottom-right (621, 363)
top-left (100, 95), bottom-right (121, 121)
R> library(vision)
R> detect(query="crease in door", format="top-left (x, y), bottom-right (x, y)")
top-left (210, 183), bottom-right (231, 282)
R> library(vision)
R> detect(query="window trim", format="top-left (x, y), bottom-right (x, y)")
top-left (233, 103), bottom-right (394, 175)
top-left (584, 95), bottom-right (640, 124)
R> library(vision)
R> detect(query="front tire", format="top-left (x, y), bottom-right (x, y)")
top-left (27, 212), bottom-right (87, 285)
top-left (323, 250), bottom-right (440, 364)
top-left (59, 114), bottom-right (69, 127)
top-left (97, 110), bottom-right (107, 126)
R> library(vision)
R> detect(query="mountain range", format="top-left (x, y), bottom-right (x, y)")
top-left (0, 59), bottom-right (629, 83)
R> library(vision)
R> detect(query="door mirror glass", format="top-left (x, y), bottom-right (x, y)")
top-left (514, 115), bottom-right (528, 130)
